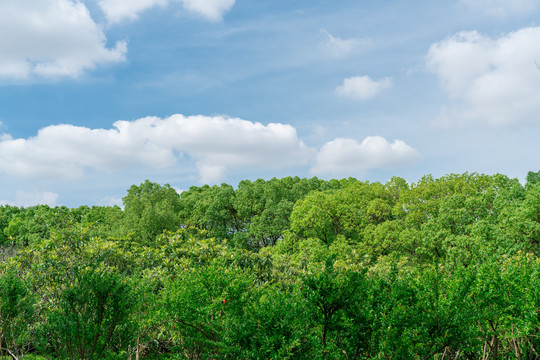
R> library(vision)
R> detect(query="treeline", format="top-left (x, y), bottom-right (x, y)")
top-left (1, 172), bottom-right (540, 359)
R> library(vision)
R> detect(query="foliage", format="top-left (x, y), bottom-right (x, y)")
top-left (162, 263), bottom-right (254, 359)
top-left (0, 270), bottom-right (35, 360)
top-left (0, 171), bottom-right (539, 359)
top-left (122, 180), bottom-right (182, 244)
top-left (43, 267), bottom-right (136, 360)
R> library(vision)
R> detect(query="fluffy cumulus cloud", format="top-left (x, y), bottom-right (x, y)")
top-left (319, 29), bottom-right (367, 58)
top-left (336, 76), bottom-right (393, 100)
top-left (98, 0), bottom-right (235, 23)
top-left (461, 0), bottom-right (538, 17)
top-left (427, 27), bottom-right (540, 127)
top-left (0, 191), bottom-right (59, 207)
top-left (0, 115), bottom-right (312, 183)
top-left (0, 115), bottom-right (422, 185)
top-left (0, 0), bottom-right (126, 79)
top-left (311, 137), bottom-right (421, 178)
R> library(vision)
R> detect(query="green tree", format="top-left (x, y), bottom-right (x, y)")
top-left (233, 177), bottom-right (337, 249)
top-left (223, 284), bottom-right (316, 360)
top-left (301, 257), bottom-right (363, 359)
top-left (291, 182), bottom-right (394, 245)
top-left (0, 270), bottom-right (35, 360)
top-left (526, 170), bottom-right (540, 187)
top-left (0, 206), bottom-right (20, 246)
top-left (162, 263), bottom-right (253, 359)
top-left (3, 206), bottom-right (55, 247)
top-left (45, 267), bottom-right (136, 360)
top-left (122, 180), bottom-right (182, 243)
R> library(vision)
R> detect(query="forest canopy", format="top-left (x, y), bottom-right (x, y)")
top-left (1, 171), bottom-right (540, 359)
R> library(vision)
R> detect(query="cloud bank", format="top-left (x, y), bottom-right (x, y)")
top-left (0, 115), bottom-right (311, 183)
top-left (0, 115), bottom-right (420, 184)
top-left (427, 27), bottom-right (540, 127)
top-left (0, 0), bottom-right (126, 79)
top-left (311, 137), bottom-right (421, 178)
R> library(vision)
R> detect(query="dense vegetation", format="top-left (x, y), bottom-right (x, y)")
top-left (1, 171), bottom-right (540, 359)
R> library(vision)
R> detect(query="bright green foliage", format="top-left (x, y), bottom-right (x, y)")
top-left (290, 181), bottom-right (394, 245)
top-left (162, 264), bottom-right (253, 359)
top-left (0, 205), bottom-right (118, 249)
top-left (179, 183), bottom-right (241, 242)
top-left (71, 205), bottom-right (124, 239)
top-left (363, 173), bottom-right (535, 265)
top-left (497, 181), bottom-right (540, 254)
top-left (1, 172), bottom-right (540, 359)
top-left (178, 177), bottom-right (341, 250)
top-left (122, 180), bottom-right (182, 243)
top-left (527, 170), bottom-right (540, 187)
top-left (152, 228), bottom-right (233, 273)
top-left (2, 206), bottom-right (54, 247)
top-left (223, 284), bottom-right (315, 359)
top-left (301, 258), bottom-right (371, 359)
top-left (0, 206), bottom-right (19, 246)
top-left (233, 177), bottom-right (337, 248)
top-left (0, 271), bottom-right (35, 360)
top-left (290, 191), bottom-right (339, 243)
top-left (406, 266), bottom-right (478, 358)
top-left (466, 255), bottom-right (540, 359)
top-left (44, 267), bottom-right (136, 360)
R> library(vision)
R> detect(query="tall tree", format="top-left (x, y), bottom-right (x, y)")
top-left (122, 180), bottom-right (182, 243)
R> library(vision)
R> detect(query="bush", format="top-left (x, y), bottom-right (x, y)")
top-left (44, 268), bottom-right (136, 360)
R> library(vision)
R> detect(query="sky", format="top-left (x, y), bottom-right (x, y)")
top-left (0, 0), bottom-right (539, 207)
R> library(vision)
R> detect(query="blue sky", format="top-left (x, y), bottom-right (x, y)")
top-left (1, 0), bottom-right (539, 207)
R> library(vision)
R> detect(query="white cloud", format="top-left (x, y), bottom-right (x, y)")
top-left (0, 114), bottom-right (312, 184)
top-left (98, 0), bottom-right (235, 23)
top-left (0, 191), bottom-right (59, 207)
top-left (461, 0), bottom-right (538, 17)
top-left (97, 0), bottom-right (169, 23)
top-left (197, 163), bottom-right (227, 184)
top-left (319, 29), bottom-right (366, 58)
top-left (311, 137), bottom-right (421, 178)
top-left (427, 27), bottom-right (540, 127)
top-left (96, 196), bottom-right (123, 207)
top-left (182, 0), bottom-right (235, 21)
top-left (336, 76), bottom-right (393, 100)
top-left (0, 0), bottom-right (126, 79)
top-left (0, 115), bottom-right (421, 185)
